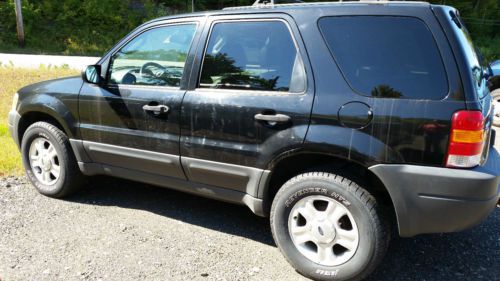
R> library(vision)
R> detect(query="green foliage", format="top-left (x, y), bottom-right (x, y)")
top-left (0, 0), bottom-right (169, 56)
top-left (429, 0), bottom-right (499, 61)
top-left (0, 0), bottom-right (498, 60)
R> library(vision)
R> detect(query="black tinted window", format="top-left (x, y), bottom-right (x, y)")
top-left (319, 16), bottom-right (448, 99)
top-left (199, 21), bottom-right (306, 93)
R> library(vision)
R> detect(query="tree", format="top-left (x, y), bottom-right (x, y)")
top-left (14, 0), bottom-right (24, 47)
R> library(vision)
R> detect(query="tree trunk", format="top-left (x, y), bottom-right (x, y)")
top-left (14, 0), bottom-right (25, 47)
top-left (474, 0), bottom-right (481, 11)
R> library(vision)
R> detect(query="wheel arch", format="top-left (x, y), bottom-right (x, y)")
top-left (17, 110), bottom-right (74, 147)
top-left (17, 96), bottom-right (77, 145)
top-left (259, 150), bottom-right (397, 228)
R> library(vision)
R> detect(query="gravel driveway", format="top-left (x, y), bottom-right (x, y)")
top-left (0, 176), bottom-right (498, 281)
top-left (1, 141), bottom-right (499, 281)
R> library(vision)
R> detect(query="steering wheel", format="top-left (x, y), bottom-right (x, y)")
top-left (140, 62), bottom-right (169, 78)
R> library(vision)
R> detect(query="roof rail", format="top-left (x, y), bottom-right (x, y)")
top-left (252, 0), bottom-right (395, 5)
top-left (225, 1), bottom-right (428, 11)
top-left (252, 0), bottom-right (305, 7)
top-left (253, 0), bottom-right (273, 6)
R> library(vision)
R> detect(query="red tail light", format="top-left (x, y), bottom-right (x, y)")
top-left (446, 110), bottom-right (485, 168)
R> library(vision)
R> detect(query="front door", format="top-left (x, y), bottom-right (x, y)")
top-left (79, 21), bottom-right (199, 179)
top-left (180, 16), bottom-right (314, 196)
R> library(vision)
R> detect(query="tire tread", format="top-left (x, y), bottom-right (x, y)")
top-left (270, 172), bottom-right (389, 281)
top-left (22, 121), bottom-right (85, 198)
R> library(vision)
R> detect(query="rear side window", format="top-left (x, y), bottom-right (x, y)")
top-left (199, 21), bottom-right (306, 93)
top-left (319, 16), bottom-right (448, 99)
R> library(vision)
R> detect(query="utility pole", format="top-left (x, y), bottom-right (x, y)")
top-left (191, 0), bottom-right (195, 12)
top-left (14, 0), bottom-right (25, 47)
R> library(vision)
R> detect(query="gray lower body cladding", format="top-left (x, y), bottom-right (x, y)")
top-left (370, 155), bottom-right (499, 237)
top-left (70, 140), bottom-right (267, 217)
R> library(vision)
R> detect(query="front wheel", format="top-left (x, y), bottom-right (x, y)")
top-left (270, 172), bottom-right (389, 281)
top-left (21, 121), bottom-right (85, 198)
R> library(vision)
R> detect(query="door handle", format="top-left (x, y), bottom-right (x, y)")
top-left (254, 113), bottom-right (291, 123)
top-left (143, 104), bottom-right (169, 115)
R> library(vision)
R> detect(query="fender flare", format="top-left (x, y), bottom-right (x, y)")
top-left (17, 94), bottom-right (78, 139)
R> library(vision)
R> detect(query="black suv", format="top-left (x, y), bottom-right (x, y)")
top-left (7, 1), bottom-right (500, 280)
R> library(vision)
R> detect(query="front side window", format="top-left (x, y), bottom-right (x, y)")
top-left (108, 24), bottom-right (197, 87)
top-left (199, 21), bottom-right (306, 93)
top-left (319, 16), bottom-right (448, 100)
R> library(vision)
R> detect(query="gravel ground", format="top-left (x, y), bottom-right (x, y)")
top-left (1, 134), bottom-right (499, 281)
top-left (1, 62), bottom-right (500, 281)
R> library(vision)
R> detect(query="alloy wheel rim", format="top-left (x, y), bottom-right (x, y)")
top-left (288, 195), bottom-right (359, 266)
top-left (29, 138), bottom-right (61, 186)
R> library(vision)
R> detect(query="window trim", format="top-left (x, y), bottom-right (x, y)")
top-left (105, 21), bottom-right (199, 90)
top-left (195, 18), bottom-right (308, 95)
top-left (317, 15), bottom-right (450, 100)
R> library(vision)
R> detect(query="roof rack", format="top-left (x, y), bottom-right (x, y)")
top-left (252, 0), bottom-right (399, 5)
top-left (225, 1), bottom-right (422, 11)
top-left (253, 0), bottom-right (272, 6)
top-left (252, 0), bottom-right (304, 7)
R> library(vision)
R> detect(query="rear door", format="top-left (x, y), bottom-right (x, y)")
top-left (179, 14), bottom-right (314, 196)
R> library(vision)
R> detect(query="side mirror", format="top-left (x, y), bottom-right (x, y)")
top-left (82, 65), bottom-right (102, 84)
top-left (488, 60), bottom-right (500, 78)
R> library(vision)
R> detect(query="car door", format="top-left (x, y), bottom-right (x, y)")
top-left (180, 15), bottom-right (314, 197)
top-left (79, 20), bottom-right (200, 179)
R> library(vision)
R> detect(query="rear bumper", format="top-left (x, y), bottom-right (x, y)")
top-left (369, 152), bottom-right (499, 237)
top-left (8, 110), bottom-right (21, 148)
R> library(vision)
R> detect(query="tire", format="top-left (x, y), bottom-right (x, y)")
top-left (492, 89), bottom-right (500, 127)
top-left (21, 121), bottom-right (85, 198)
top-left (270, 172), bottom-right (389, 281)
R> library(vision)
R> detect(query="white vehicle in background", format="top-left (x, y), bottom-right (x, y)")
top-left (490, 60), bottom-right (500, 127)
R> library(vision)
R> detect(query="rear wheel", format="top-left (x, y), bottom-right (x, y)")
top-left (21, 122), bottom-right (85, 198)
top-left (270, 172), bottom-right (389, 281)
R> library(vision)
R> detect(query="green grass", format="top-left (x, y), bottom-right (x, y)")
top-left (0, 67), bottom-right (78, 176)
top-left (0, 124), bottom-right (21, 176)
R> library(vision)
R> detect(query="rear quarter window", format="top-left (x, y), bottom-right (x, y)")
top-left (448, 11), bottom-right (488, 99)
top-left (318, 16), bottom-right (448, 100)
